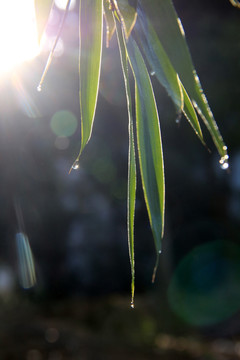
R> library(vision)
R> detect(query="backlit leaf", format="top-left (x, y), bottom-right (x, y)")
top-left (127, 36), bottom-right (165, 279)
top-left (103, 0), bottom-right (116, 47)
top-left (134, 7), bottom-right (183, 113)
top-left (181, 83), bottom-right (204, 142)
top-left (134, 8), bottom-right (203, 141)
top-left (114, 0), bottom-right (137, 38)
top-left (115, 19), bottom-right (136, 306)
top-left (139, 0), bottom-right (228, 160)
top-left (79, 0), bottom-right (103, 155)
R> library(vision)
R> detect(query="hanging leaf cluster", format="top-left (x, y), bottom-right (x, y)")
top-left (34, 0), bottom-right (232, 306)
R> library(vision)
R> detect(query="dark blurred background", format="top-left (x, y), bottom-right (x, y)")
top-left (0, 0), bottom-right (239, 359)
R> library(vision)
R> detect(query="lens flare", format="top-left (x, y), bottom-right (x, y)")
top-left (16, 232), bottom-right (36, 289)
top-left (168, 240), bottom-right (240, 326)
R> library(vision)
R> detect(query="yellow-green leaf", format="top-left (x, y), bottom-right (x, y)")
top-left (115, 0), bottom-right (137, 38)
top-left (181, 83), bottom-right (203, 142)
top-left (104, 0), bottom-right (116, 47)
top-left (115, 18), bottom-right (136, 307)
top-left (79, 0), bottom-right (103, 154)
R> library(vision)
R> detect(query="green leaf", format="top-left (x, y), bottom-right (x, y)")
top-left (133, 8), bottom-right (183, 113)
top-left (181, 83), bottom-right (203, 141)
top-left (79, 0), bottom-right (103, 155)
top-left (34, 0), bottom-right (53, 45)
top-left (115, 18), bottom-right (136, 307)
top-left (139, 0), bottom-right (228, 161)
top-left (114, 0), bottom-right (137, 38)
top-left (134, 9), bottom-right (203, 141)
top-left (103, 0), bottom-right (116, 47)
top-left (127, 37), bottom-right (165, 279)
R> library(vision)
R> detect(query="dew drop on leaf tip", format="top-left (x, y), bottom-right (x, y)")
top-left (72, 160), bottom-right (80, 170)
top-left (175, 117), bottom-right (181, 125)
top-left (37, 85), bottom-right (42, 92)
top-left (131, 301), bottom-right (135, 309)
top-left (175, 112), bottom-right (182, 125)
top-left (219, 154), bottom-right (229, 170)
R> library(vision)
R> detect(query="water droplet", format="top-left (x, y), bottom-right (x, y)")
top-left (72, 160), bottom-right (80, 170)
top-left (159, 250), bottom-right (162, 254)
top-left (176, 113), bottom-right (182, 125)
top-left (150, 71), bottom-right (155, 76)
top-left (219, 155), bottom-right (229, 170)
top-left (223, 145), bottom-right (228, 151)
top-left (220, 162), bottom-right (229, 170)
top-left (131, 301), bottom-right (135, 309)
top-left (37, 85), bottom-right (42, 92)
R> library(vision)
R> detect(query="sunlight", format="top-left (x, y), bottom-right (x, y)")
top-left (0, 0), bottom-right (39, 76)
top-left (55, 0), bottom-right (76, 11)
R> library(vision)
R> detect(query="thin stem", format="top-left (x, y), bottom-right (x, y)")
top-left (37, 0), bottom-right (72, 91)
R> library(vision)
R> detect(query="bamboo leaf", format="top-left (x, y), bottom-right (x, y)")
top-left (79, 0), bottom-right (103, 154)
top-left (181, 83), bottom-right (203, 141)
top-left (114, 0), bottom-right (137, 39)
top-left (127, 36), bottom-right (165, 279)
top-left (37, 0), bottom-right (72, 92)
top-left (133, 8), bottom-right (183, 113)
top-left (34, 0), bottom-right (53, 45)
top-left (103, 0), bottom-right (116, 47)
top-left (115, 19), bottom-right (136, 307)
top-left (134, 9), bottom-right (203, 142)
top-left (139, 0), bottom-right (228, 161)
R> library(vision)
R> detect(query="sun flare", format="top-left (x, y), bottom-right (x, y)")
top-left (0, 0), bottom-right (39, 75)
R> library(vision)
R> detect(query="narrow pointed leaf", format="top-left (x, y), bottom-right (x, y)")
top-left (127, 37), bottom-right (165, 267)
top-left (139, 0), bottom-right (227, 160)
top-left (115, 19), bottom-right (136, 306)
top-left (103, 1), bottom-right (116, 47)
top-left (181, 83), bottom-right (203, 141)
top-left (34, 0), bottom-right (53, 45)
top-left (133, 8), bottom-right (183, 113)
top-left (134, 8), bottom-right (203, 141)
top-left (37, 0), bottom-right (72, 91)
top-left (79, 0), bottom-right (103, 154)
top-left (114, 0), bottom-right (137, 38)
